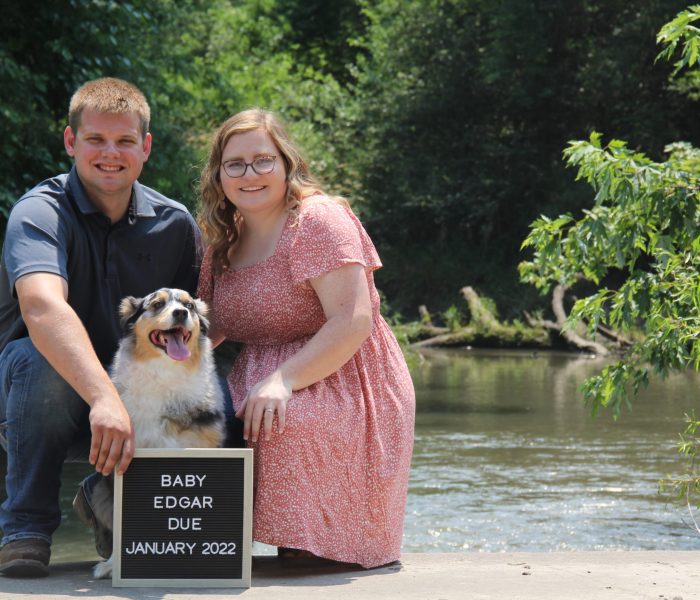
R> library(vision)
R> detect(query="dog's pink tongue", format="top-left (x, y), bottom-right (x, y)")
top-left (163, 331), bottom-right (191, 361)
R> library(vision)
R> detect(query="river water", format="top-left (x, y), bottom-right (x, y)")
top-left (404, 348), bottom-right (699, 553)
top-left (5, 348), bottom-right (700, 560)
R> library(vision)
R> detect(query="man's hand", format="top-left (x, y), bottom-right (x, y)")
top-left (16, 273), bottom-right (136, 475)
top-left (89, 395), bottom-right (135, 476)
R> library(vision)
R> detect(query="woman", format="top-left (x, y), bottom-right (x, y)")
top-left (196, 109), bottom-right (415, 568)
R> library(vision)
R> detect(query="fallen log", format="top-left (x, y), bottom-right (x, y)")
top-left (408, 287), bottom-right (550, 349)
top-left (460, 286), bottom-right (500, 329)
top-left (410, 324), bottom-right (551, 349)
top-left (528, 283), bottom-right (610, 356)
top-left (402, 284), bottom-right (620, 354)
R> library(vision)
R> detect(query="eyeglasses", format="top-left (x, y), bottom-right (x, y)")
top-left (221, 155), bottom-right (277, 178)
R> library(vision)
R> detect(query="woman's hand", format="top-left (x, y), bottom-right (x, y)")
top-left (234, 263), bottom-right (372, 444)
top-left (235, 369), bottom-right (291, 442)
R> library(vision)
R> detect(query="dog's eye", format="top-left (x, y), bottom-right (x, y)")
top-left (184, 302), bottom-right (194, 309)
top-left (152, 300), bottom-right (165, 310)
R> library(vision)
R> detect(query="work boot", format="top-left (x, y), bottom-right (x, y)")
top-left (0, 539), bottom-right (50, 577)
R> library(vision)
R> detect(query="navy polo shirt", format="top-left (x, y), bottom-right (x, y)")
top-left (0, 167), bottom-right (202, 365)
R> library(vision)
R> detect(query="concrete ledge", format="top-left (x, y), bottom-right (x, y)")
top-left (1, 552), bottom-right (698, 599)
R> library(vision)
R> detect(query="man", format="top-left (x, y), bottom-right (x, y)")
top-left (0, 78), bottom-right (202, 577)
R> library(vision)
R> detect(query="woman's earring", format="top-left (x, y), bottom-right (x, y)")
top-left (218, 199), bottom-right (227, 210)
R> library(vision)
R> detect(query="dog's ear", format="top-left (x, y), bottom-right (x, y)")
top-left (119, 296), bottom-right (144, 332)
top-left (194, 298), bottom-right (210, 335)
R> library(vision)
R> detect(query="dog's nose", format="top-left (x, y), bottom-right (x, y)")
top-left (172, 308), bottom-right (188, 322)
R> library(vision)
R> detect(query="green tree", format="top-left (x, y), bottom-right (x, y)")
top-left (0, 0), bottom-right (347, 224)
top-left (274, 0), bottom-right (367, 85)
top-left (0, 0), bottom-right (210, 222)
top-left (166, 0), bottom-right (346, 179)
top-left (4, 0), bottom-right (700, 326)
top-left (337, 0), bottom-right (693, 317)
top-left (519, 5), bottom-right (700, 500)
top-left (0, 0), bottom-right (140, 218)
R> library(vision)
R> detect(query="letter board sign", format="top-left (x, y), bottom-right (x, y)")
top-left (113, 448), bottom-right (253, 587)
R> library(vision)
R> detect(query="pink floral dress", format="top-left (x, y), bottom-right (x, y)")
top-left (197, 198), bottom-right (415, 568)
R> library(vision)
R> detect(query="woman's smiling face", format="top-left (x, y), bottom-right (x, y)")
top-left (219, 129), bottom-right (287, 217)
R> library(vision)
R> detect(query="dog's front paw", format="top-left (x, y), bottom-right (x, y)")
top-left (93, 556), bottom-right (113, 579)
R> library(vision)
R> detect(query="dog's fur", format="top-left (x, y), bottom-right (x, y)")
top-left (88, 288), bottom-right (225, 578)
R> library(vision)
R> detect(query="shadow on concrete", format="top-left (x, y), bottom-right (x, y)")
top-left (1, 557), bottom-right (403, 598)
top-left (251, 555), bottom-right (403, 587)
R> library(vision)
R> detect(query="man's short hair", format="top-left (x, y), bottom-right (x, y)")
top-left (68, 77), bottom-right (151, 137)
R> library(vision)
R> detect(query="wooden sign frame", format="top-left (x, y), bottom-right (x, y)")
top-left (112, 448), bottom-right (253, 588)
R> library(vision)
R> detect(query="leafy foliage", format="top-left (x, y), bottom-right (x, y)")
top-left (1, 0), bottom-right (699, 321)
top-left (335, 0), bottom-right (694, 316)
top-left (657, 4), bottom-right (700, 74)
top-left (521, 125), bottom-right (700, 418)
top-left (0, 0), bottom-right (346, 223)
top-left (520, 5), bottom-right (700, 500)
top-left (442, 305), bottom-right (464, 332)
top-left (0, 0), bottom-right (144, 217)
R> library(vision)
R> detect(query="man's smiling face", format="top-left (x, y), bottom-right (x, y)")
top-left (64, 108), bottom-right (152, 208)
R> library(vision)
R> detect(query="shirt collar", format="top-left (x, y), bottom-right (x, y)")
top-left (66, 166), bottom-right (98, 215)
top-left (131, 178), bottom-right (156, 218)
top-left (66, 166), bottom-right (156, 220)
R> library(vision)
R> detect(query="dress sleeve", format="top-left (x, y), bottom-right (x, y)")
top-left (289, 200), bottom-right (382, 284)
top-left (197, 246), bottom-right (215, 304)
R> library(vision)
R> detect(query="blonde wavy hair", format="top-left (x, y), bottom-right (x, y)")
top-left (197, 108), bottom-right (327, 273)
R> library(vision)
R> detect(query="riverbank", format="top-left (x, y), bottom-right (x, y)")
top-left (1, 552), bottom-right (697, 600)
